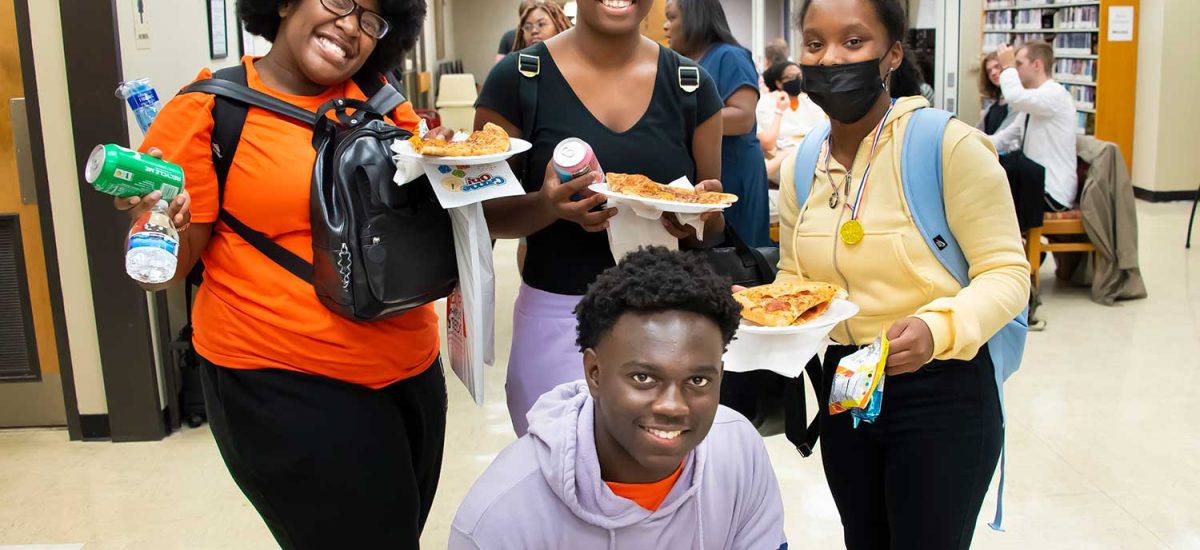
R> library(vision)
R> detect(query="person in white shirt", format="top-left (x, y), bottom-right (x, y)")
top-left (994, 41), bottom-right (1079, 211)
top-left (756, 61), bottom-right (826, 181)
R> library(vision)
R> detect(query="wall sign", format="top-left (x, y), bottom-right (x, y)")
top-left (1108, 6), bottom-right (1134, 42)
top-left (208, 0), bottom-right (229, 59)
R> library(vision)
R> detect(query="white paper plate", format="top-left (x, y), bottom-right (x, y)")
top-left (589, 182), bottom-right (737, 214)
top-left (723, 299), bottom-right (860, 377)
top-left (736, 299), bottom-right (860, 335)
top-left (392, 137), bottom-right (532, 166)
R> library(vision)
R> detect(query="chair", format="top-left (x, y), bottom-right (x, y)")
top-left (1023, 157), bottom-right (1096, 294)
top-left (1025, 209), bottom-right (1096, 293)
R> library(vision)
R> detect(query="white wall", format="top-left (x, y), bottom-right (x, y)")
top-left (1132, 0), bottom-right (1200, 194)
top-left (720, 0), bottom-right (753, 47)
top-left (957, 0), bottom-right (983, 124)
top-left (27, 0), bottom-right (107, 416)
top-left (115, 0), bottom-right (243, 146)
top-left (451, 0), bottom-right (521, 87)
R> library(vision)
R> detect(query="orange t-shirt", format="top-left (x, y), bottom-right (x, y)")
top-left (140, 57), bottom-right (439, 388)
top-left (605, 463), bottom-right (685, 512)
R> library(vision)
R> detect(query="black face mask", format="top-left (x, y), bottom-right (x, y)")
top-left (800, 57), bottom-right (888, 123)
top-left (782, 78), bottom-right (804, 97)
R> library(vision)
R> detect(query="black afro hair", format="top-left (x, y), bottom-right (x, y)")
top-left (239, 0), bottom-right (426, 75)
top-left (575, 247), bottom-right (743, 352)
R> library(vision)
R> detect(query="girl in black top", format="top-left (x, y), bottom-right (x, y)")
top-left (471, 0), bottom-right (726, 435)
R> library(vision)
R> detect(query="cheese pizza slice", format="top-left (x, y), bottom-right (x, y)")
top-left (733, 281), bottom-right (846, 327)
top-left (607, 173), bottom-right (738, 205)
top-left (409, 122), bottom-right (511, 157)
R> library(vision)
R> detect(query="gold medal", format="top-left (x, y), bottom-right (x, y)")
top-left (840, 220), bottom-right (865, 245)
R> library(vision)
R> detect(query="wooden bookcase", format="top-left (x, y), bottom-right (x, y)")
top-left (982, 0), bottom-right (1139, 168)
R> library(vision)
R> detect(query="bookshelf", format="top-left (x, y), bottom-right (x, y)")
top-left (981, 0), bottom-right (1139, 164)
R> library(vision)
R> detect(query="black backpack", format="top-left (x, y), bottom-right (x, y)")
top-left (182, 64), bottom-right (458, 321)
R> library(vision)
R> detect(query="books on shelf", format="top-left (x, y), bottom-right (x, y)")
top-left (1065, 83), bottom-right (1096, 109)
top-left (1055, 6), bottom-right (1099, 28)
top-left (984, 0), bottom-right (1100, 9)
top-left (1076, 111), bottom-right (1095, 135)
top-left (1054, 32), bottom-right (1096, 55)
top-left (1055, 58), bottom-right (1097, 80)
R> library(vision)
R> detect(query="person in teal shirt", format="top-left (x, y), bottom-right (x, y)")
top-left (665, 0), bottom-right (772, 247)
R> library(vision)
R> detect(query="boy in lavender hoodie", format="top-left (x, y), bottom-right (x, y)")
top-left (450, 248), bottom-right (787, 549)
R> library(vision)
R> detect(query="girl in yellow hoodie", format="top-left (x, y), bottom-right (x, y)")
top-left (784, 1), bottom-right (1031, 548)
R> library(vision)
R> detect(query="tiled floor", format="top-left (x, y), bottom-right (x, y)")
top-left (1, 201), bottom-right (1198, 549)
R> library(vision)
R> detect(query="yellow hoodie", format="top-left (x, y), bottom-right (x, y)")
top-left (778, 97), bottom-right (1031, 362)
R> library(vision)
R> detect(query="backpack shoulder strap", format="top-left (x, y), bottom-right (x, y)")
top-left (793, 122), bottom-right (831, 208)
top-left (181, 62), bottom-right (313, 284)
top-left (900, 107), bottom-right (968, 286)
top-left (676, 54), bottom-right (701, 146)
top-left (516, 46), bottom-right (542, 142)
top-left (356, 71), bottom-right (408, 116)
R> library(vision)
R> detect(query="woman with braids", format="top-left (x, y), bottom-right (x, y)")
top-left (113, 1), bottom-right (447, 547)
top-left (512, 0), bottom-right (573, 51)
top-left (777, 0), bottom-right (1030, 548)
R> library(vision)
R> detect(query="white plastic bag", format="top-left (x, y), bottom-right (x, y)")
top-left (447, 202), bottom-right (495, 406)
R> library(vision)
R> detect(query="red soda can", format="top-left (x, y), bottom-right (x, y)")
top-left (552, 138), bottom-right (604, 184)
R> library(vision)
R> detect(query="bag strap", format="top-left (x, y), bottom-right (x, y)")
top-left (354, 70), bottom-right (408, 116)
top-left (516, 50), bottom-right (541, 142)
top-left (899, 108), bottom-right (969, 286)
top-left (792, 122), bottom-right (832, 210)
top-left (183, 78), bottom-right (318, 127)
top-left (785, 358), bottom-right (824, 457)
top-left (182, 63), bottom-right (314, 284)
top-left (678, 62), bottom-right (700, 149)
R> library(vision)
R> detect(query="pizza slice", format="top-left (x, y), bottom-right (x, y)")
top-left (607, 173), bottom-right (738, 205)
top-left (733, 281), bottom-right (846, 327)
top-left (408, 122), bottom-right (511, 157)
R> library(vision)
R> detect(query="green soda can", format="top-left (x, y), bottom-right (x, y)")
top-left (85, 144), bottom-right (184, 201)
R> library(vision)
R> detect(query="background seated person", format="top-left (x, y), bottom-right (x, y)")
top-left (449, 247), bottom-right (787, 550)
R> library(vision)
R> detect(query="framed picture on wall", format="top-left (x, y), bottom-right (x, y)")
top-left (208, 0), bottom-right (229, 59)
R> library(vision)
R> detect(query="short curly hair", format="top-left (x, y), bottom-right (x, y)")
top-left (239, 0), bottom-right (426, 74)
top-left (576, 247), bottom-right (743, 352)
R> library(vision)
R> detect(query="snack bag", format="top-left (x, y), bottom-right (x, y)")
top-left (828, 333), bottom-right (889, 422)
top-left (851, 377), bottom-right (885, 428)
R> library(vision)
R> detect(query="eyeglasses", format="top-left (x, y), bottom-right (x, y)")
top-left (522, 21), bottom-right (553, 33)
top-left (320, 0), bottom-right (390, 40)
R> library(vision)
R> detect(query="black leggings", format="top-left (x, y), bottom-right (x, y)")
top-left (198, 356), bottom-right (447, 549)
top-left (820, 345), bottom-right (1003, 550)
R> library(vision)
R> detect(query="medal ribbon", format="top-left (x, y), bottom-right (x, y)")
top-left (846, 101), bottom-right (895, 222)
top-left (830, 99), bottom-right (897, 218)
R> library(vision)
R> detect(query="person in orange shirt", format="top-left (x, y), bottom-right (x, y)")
top-left (114, 1), bottom-right (446, 548)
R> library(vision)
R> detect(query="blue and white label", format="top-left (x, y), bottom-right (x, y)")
top-left (128, 232), bottom-right (179, 256)
top-left (126, 89), bottom-right (160, 110)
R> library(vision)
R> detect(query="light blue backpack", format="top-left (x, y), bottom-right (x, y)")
top-left (792, 107), bottom-right (1028, 531)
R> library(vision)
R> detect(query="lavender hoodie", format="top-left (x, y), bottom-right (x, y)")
top-left (449, 381), bottom-right (787, 550)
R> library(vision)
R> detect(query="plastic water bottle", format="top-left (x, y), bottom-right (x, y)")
top-left (126, 200), bottom-right (179, 284)
top-left (116, 78), bottom-right (161, 134)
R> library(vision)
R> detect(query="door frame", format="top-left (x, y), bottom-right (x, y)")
top-left (11, 0), bottom-right (83, 439)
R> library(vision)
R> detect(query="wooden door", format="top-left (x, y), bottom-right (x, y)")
top-left (0, 0), bottom-right (66, 427)
top-left (642, 0), bottom-right (669, 45)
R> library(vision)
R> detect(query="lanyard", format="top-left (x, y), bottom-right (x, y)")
top-left (825, 101), bottom-right (895, 221)
top-left (823, 100), bottom-right (895, 246)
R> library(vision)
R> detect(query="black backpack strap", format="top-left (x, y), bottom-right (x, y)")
top-left (785, 358), bottom-right (824, 457)
top-left (182, 63), bottom-right (314, 284)
top-left (516, 47), bottom-right (541, 185)
top-left (677, 59), bottom-right (700, 149)
top-left (517, 50), bottom-right (541, 141)
top-left (354, 70), bottom-right (408, 116)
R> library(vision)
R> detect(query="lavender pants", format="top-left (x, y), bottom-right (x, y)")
top-left (506, 284), bottom-right (585, 436)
